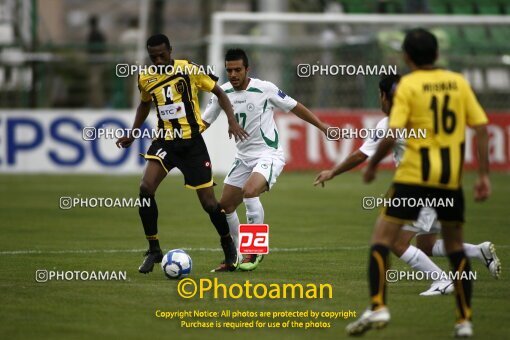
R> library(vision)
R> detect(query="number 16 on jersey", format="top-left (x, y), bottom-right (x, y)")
top-left (239, 224), bottom-right (269, 254)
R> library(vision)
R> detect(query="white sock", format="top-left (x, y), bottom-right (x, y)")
top-left (226, 211), bottom-right (240, 247)
top-left (432, 239), bottom-right (446, 256)
top-left (400, 245), bottom-right (445, 281)
top-left (463, 243), bottom-right (483, 260)
top-left (244, 197), bottom-right (264, 224)
top-left (226, 211), bottom-right (241, 258)
top-left (432, 240), bottom-right (483, 260)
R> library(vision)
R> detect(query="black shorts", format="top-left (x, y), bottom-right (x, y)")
top-left (382, 183), bottom-right (465, 225)
top-left (141, 136), bottom-right (213, 189)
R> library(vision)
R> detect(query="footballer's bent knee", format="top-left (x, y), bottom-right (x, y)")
top-left (139, 181), bottom-right (156, 196)
top-left (391, 241), bottom-right (410, 257)
top-left (200, 198), bottom-right (219, 214)
top-left (220, 203), bottom-right (238, 214)
top-left (242, 186), bottom-right (264, 199)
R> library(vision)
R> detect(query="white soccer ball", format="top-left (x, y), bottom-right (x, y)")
top-left (161, 249), bottom-right (192, 279)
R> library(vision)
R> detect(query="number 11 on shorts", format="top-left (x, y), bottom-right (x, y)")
top-left (239, 224), bottom-right (269, 254)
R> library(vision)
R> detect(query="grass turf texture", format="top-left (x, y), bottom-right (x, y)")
top-left (0, 172), bottom-right (508, 339)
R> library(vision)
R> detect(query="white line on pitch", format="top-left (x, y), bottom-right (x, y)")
top-left (0, 246), bottom-right (369, 255)
top-left (2, 245), bottom-right (508, 256)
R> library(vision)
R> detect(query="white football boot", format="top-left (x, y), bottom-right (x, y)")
top-left (454, 320), bottom-right (473, 338)
top-left (479, 242), bottom-right (501, 279)
top-left (420, 280), bottom-right (454, 296)
top-left (346, 307), bottom-right (390, 336)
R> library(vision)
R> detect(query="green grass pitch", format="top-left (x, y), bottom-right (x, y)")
top-left (0, 171), bottom-right (508, 339)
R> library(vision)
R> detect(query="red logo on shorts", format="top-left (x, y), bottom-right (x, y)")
top-left (239, 224), bottom-right (269, 254)
top-left (204, 161), bottom-right (211, 168)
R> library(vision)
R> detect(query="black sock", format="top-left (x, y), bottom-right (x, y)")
top-left (369, 244), bottom-right (390, 310)
top-left (208, 204), bottom-right (230, 237)
top-left (448, 250), bottom-right (472, 321)
top-left (139, 194), bottom-right (160, 251)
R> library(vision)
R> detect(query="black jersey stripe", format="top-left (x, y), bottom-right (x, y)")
top-left (180, 75), bottom-right (200, 138)
top-left (206, 73), bottom-right (219, 82)
top-left (420, 147), bottom-right (430, 182)
top-left (458, 142), bottom-right (465, 181)
top-left (151, 93), bottom-right (164, 133)
top-left (440, 147), bottom-right (451, 185)
top-left (169, 84), bottom-right (183, 140)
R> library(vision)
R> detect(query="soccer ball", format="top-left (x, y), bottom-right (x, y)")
top-left (161, 249), bottom-right (192, 279)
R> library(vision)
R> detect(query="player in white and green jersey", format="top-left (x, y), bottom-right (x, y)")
top-left (203, 48), bottom-right (328, 272)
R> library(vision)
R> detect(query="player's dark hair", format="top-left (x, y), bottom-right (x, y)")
top-left (379, 74), bottom-right (401, 102)
top-left (146, 34), bottom-right (171, 50)
top-left (225, 48), bottom-right (249, 67)
top-left (402, 28), bottom-right (438, 66)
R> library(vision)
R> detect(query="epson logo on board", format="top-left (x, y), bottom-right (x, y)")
top-left (0, 111), bottom-right (155, 173)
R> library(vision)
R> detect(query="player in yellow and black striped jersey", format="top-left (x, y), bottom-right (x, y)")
top-left (347, 29), bottom-right (491, 338)
top-left (389, 69), bottom-right (488, 191)
top-left (138, 59), bottom-right (214, 140)
top-left (115, 34), bottom-right (249, 275)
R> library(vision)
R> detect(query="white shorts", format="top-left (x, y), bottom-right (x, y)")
top-left (402, 207), bottom-right (442, 235)
top-left (224, 156), bottom-right (285, 190)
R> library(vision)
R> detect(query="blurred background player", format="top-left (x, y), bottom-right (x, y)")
top-left (314, 74), bottom-right (500, 296)
top-left (203, 48), bottom-right (328, 271)
top-left (346, 28), bottom-right (491, 337)
top-left (86, 15), bottom-right (106, 108)
top-left (115, 34), bottom-right (248, 274)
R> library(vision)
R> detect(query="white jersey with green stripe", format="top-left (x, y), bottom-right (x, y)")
top-left (358, 117), bottom-right (406, 166)
top-left (203, 78), bottom-right (297, 161)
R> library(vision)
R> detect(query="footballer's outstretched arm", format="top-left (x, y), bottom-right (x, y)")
top-left (473, 124), bottom-right (491, 201)
top-left (211, 85), bottom-right (249, 141)
top-left (363, 132), bottom-right (396, 183)
top-left (314, 150), bottom-right (368, 187)
top-left (291, 102), bottom-right (329, 134)
top-left (115, 100), bottom-right (152, 148)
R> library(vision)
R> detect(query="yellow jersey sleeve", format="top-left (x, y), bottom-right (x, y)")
top-left (138, 76), bottom-right (152, 102)
top-left (463, 79), bottom-right (488, 127)
top-left (189, 64), bottom-right (217, 92)
top-left (388, 81), bottom-right (412, 129)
